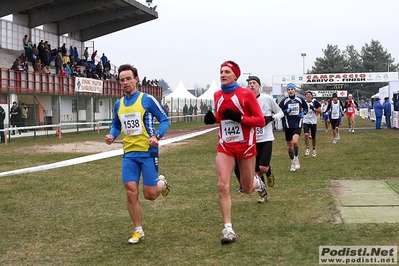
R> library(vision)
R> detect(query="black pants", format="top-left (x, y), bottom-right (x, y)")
top-left (0, 122), bottom-right (4, 143)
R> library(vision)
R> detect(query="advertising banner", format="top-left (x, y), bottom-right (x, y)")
top-left (273, 72), bottom-right (399, 85)
top-left (75, 77), bottom-right (103, 94)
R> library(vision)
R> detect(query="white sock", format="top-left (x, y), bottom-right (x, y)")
top-left (158, 179), bottom-right (166, 188)
top-left (135, 226), bottom-right (143, 232)
top-left (254, 175), bottom-right (263, 191)
top-left (224, 223), bottom-right (232, 229)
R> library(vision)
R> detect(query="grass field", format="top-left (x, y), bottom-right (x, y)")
top-left (1, 117), bottom-right (399, 265)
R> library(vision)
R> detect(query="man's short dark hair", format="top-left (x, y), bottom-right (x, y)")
top-left (246, 76), bottom-right (261, 86)
top-left (118, 64), bottom-right (138, 78)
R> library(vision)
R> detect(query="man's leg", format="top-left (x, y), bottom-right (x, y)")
top-left (292, 134), bottom-right (301, 169)
top-left (347, 116), bottom-right (351, 130)
top-left (304, 125), bottom-right (310, 156)
top-left (124, 181), bottom-right (142, 228)
top-left (351, 115), bottom-right (355, 131)
top-left (216, 152), bottom-right (235, 224)
top-left (216, 152), bottom-right (238, 244)
top-left (238, 156), bottom-right (258, 194)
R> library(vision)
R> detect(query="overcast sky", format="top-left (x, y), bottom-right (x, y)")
top-left (93, 0), bottom-right (399, 90)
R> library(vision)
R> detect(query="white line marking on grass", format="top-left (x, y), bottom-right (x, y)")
top-left (0, 127), bottom-right (218, 178)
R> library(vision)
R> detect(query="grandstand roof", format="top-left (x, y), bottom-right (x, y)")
top-left (0, 0), bottom-right (158, 42)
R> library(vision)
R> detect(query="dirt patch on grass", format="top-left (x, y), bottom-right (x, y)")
top-left (26, 126), bottom-right (214, 154)
top-left (330, 180), bottom-right (343, 224)
top-left (26, 141), bottom-right (124, 154)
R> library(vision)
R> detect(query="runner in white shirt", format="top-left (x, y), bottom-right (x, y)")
top-left (321, 99), bottom-right (330, 132)
top-left (234, 76), bottom-right (284, 203)
top-left (303, 91), bottom-right (322, 157)
top-left (325, 93), bottom-right (345, 144)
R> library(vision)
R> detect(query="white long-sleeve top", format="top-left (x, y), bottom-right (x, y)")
top-left (256, 93), bottom-right (284, 142)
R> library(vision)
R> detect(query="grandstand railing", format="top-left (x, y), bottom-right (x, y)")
top-left (0, 68), bottom-right (162, 99)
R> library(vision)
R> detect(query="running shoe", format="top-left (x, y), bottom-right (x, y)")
top-left (258, 194), bottom-right (267, 203)
top-left (325, 129), bottom-right (328, 132)
top-left (294, 157), bottom-right (300, 170)
top-left (221, 228), bottom-right (237, 244)
top-left (128, 230), bottom-right (144, 244)
top-left (266, 170), bottom-right (275, 187)
top-left (351, 129), bottom-right (355, 133)
top-left (312, 149), bottom-right (317, 157)
top-left (290, 160), bottom-right (296, 172)
top-left (255, 176), bottom-right (267, 198)
top-left (305, 148), bottom-right (310, 157)
top-left (237, 186), bottom-right (244, 193)
top-left (158, 175), bottom-right (170, 196)
top-left (349, 129), bottom-right (352, 132)
top-left (336, 133), bottom-right (340, 140)
top-left (333, 138), bottom-right (337, 144)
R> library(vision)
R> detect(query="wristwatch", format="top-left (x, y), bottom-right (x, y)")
top-left (155, 134), bottom-right (161, 140)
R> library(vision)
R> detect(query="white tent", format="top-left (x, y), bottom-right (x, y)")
top-left (164, 80), bottom-right (198, 112)
top-left (198, 80), bottom-right (220, 100)
top-left (166, 80), bottom-right (197, 100)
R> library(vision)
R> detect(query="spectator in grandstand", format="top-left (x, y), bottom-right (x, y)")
top-left (41, 46), bottom-right (51, 66)
top-left (85, 68), bottom-right (93, 78)
top-left (383, 97), bottom-right (392, 129)
top-left (203, 60), bottom-right (266, 244)
top-left (10, 58), bottom-right (20, 70)
top-left (91, 50), bottom-right (97, 63)
top-left (69, 54), bottom-right (76, 66)
top-left (10, 101), bottom-right (22, 135)
top-left (62, 53), bottom-right (70, 66)
top-left (142, 76), bottom-right (147, 86)
top-left (38, 40), bottom-right (45, 62)
top-left (23, 34), bottom-right (29, 54)
top-left (19, 52), bottom-right (27, 62)
top-left (26, 37), bottom-right (34, 64)
top-left (101, 53), bottom-right (108, 67)
top-left (42, 65), bottom-right (50, 74)
top-left (72, 47), bottom-right (82, 65)
top-left (32, 44), bottom-right (39, 60)
top-left (66, 63), bottom-right (73, 76)
top-left (60, 43), bottom-right (67, 56)
top-left (104, 60), bottom-right (111, 71)
top-left (103, 66), bottom-right (111, 80)
top-left (104, 64), bottom-right (170, 245)
top-left (55, 51), bottom-right (63, 75)
top-left (374, 98), bottom-right (384, 129)
top-left (95, 62), bottom-right (103, 79)
top-left (33, 58), bottom-right (42, 73)
top-left (83, 47), bottom-right (89, 62)
top-left (325, 92), bottom-right (345, 143)
top-left (0, 105), bottom-right (5, 143)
